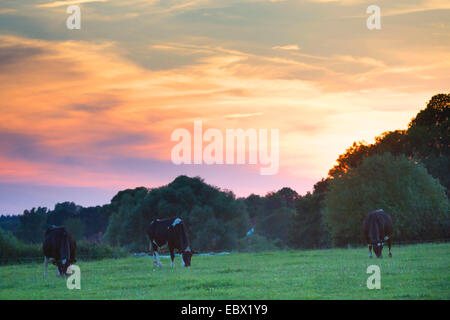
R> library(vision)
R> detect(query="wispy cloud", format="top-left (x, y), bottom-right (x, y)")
top-left (37, 0), bottom-right (109, 8)
top-left (0, 9), bottom-right (17, 14)
top-left (225, 113), bottom-right (264, 119)
top-left (272, 45), bottom-right (300, 51)
top-left (335, 55), bottom-right (386, 68)
top-left (383, 0), bottom-right (450, 17)
top-left (1, 34), bottom-right (446, 195)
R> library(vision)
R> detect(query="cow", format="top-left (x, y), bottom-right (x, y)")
top-left (43, 226), bottom-right (77, 277)
top-left (147, 217), bottom-right (195, 267)
top-left (363, 209), bottom-right (393, 258)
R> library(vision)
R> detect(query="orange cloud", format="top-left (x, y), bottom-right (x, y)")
top-left (0, 35), bottom-right (447, 193)
top-left (37, 0), bottom-right (109, 8)
top-left (272, 45), bottom-right (301, 51)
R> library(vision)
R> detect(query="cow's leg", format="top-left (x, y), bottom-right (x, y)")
top-left (44, 256), bottom-right (49, 278)
top-left (151, 241), bottom-right (162, 267)
top-left (150, 241), bottom-right (160, 267)
top-left (368, 244), bottom-right (373, 258)
top-left (169, 247), bottom-right (175, 268)
top-left (387, 238), bottom-right (392, 258)
top-left (149, 240), bottom-right (155, 266)
top-left (56, 267), bottom-right (61, 277)
top-left (152, 250), bottom-right (158, 267)
top-left (155, 250), bottom-right (162, 267)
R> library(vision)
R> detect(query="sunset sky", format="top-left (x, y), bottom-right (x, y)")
top-left (1, 0), bottom-right (449, 214)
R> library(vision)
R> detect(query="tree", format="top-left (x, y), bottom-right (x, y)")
top-left (328, 141), bottom-right (372, 178)
top-left (243, 187), bottom-right (300, 247)
top-left (0, 215), bottom-right (20, 233)
top-left (406, 93), bottom-right (449, 194)
top-left (324, 153), bottom-right (449, 246)
top-left (256, 207), bottom-right (295, 245)
top-left (103, 187), bottom-right (148, 249)
top-left (15, 207), bottom-right (48, 243)
top-left (79, 206), bottom-right (108, 238)
top-left (289, 179), bottom-right (331, 249)
top-left (289, 193), bottom-right (324, 249)
top-left (104, 176), bottom-right (250, 251)
top-left (47, 202), bottom-right (80, 226)
top-left (64, 218), bottom-right (85, 240)
top-left (244, 194), bottom-right (264, 220)
top-left (328, 93), bottom-right (449, 196)
top-left (264, 187), bottom-right (299, 211)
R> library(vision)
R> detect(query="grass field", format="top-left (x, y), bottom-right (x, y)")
top-left (0, 243), bottom-right (449, 299)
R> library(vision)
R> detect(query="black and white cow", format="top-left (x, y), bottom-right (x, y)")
top-left (363, 209), bottom-right (393, 258)
top-left (43, 226), bottom-right (77, 277)
top-left (147, 217), bottom-right (195, 267)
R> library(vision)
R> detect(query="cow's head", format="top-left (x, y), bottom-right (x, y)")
top-left (373, 241), bottom-right (384, 258)
top-left (57, 258), bottom-right (71, 276)
top-left (181, 246), bottom-right (197, 267)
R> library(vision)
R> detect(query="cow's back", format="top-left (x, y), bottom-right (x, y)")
top-left (364, 210), bottom-right (393, 243)
top-left (147, 218), bottom-right (174, 246)
top-left (147, 217), bottom-right (189, 250)
top-left (378, 211), bottom-right (393, 237)
top-left (43, 227), bottom-right (76, 263)
top-left (148, 219), bottom-right (170, 238)
top-left (43, 227), bottom-right (63, 258)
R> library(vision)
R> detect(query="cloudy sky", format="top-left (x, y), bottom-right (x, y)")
top-left (1, 0), bottom-right (449, 214)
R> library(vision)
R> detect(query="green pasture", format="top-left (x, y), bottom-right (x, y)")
top-left (0, 243), bottom-right (448, 299)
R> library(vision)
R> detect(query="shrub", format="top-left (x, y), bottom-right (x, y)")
top-left (238, 234), bottom-right (284, 252)
top-left (0, 228), bottom-right (41, 264)
top-left (76, 240), bottom-right (128, 260)
top-left (0, 228), bottom-right (127, 265)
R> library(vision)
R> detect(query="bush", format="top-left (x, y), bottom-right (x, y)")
top-left (324, 153), bottom-right (450, 246)
top-left (238, 234), bottom-right (284, 252)
top-left (76, 240), bottom-right (128, 260)
top-left (0, 228), bottom-right (41, 264)
top-left (0, 228), bottom-right (127, 265)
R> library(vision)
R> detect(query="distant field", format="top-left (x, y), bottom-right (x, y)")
top-left (0, 243), bottom-right (449, 299)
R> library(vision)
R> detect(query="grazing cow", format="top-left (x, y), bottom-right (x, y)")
top-left (363, 209), bottom-right (393, 258)
top-left (147, 217), bottom-right (195, 267)
top-left (43, 226), bottom-right (77, 277)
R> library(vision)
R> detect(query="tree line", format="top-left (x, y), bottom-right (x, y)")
top-left (0, 94), bottom-right (448, 255)
top-left (290, 93), bottom-right (449, 248)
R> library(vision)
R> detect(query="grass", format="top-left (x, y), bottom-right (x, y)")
top-left (0, 243), bottom-right (449, 299)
